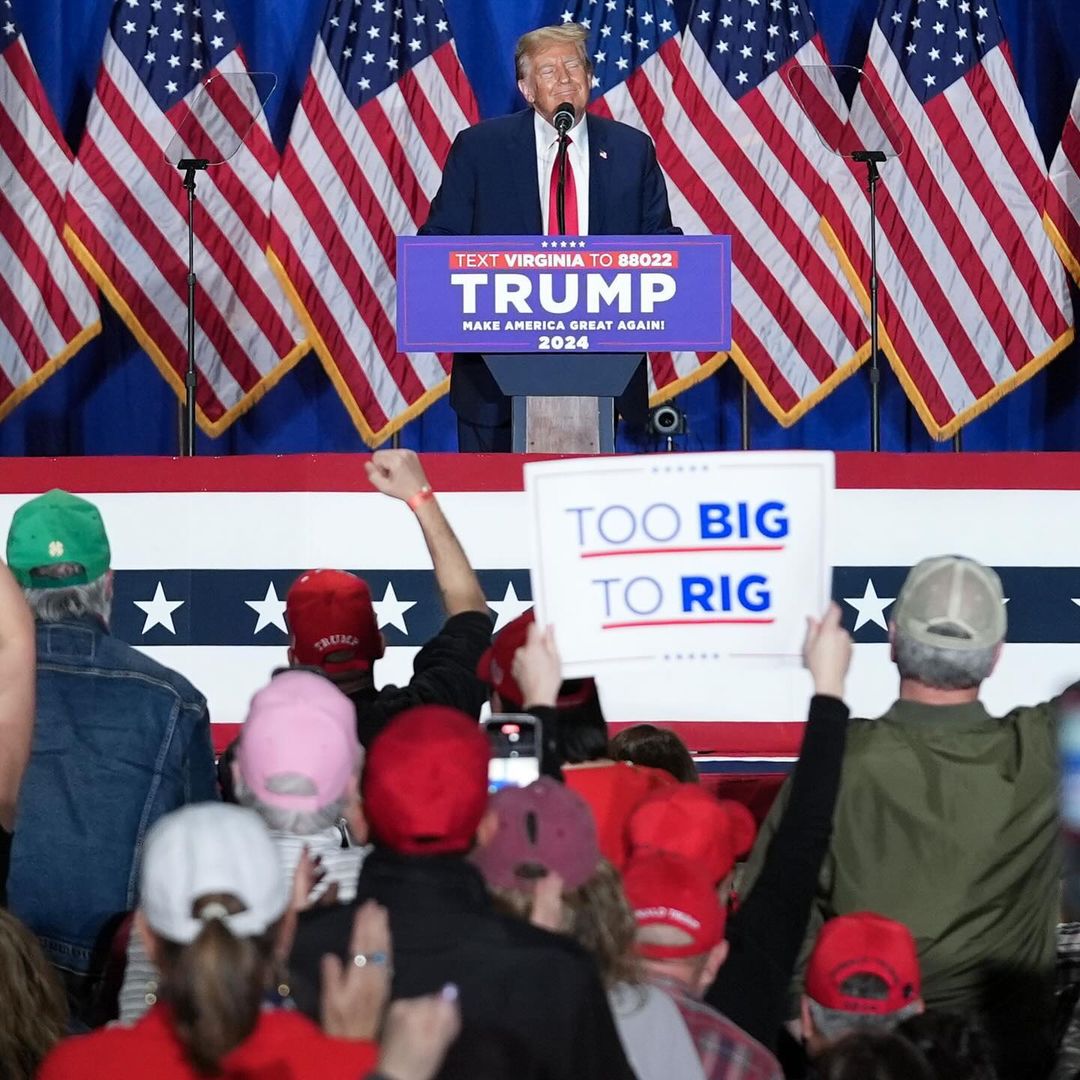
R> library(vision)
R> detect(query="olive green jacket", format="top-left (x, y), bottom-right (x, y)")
top-left (742, 698), bottom-right (1061, 1017)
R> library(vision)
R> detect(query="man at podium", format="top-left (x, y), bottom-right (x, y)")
top-left (420, 23), bottom-right (681, 453)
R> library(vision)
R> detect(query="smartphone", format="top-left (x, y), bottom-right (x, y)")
top-left (484, 714), bottom-right (541, 793)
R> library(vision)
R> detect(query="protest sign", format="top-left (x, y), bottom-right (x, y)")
top-left (524, 453), bottom-right (833, 691)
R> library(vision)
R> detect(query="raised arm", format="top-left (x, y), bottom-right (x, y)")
top-left (705, 602), bottom-right (852, 1048)
top-left (364, 450), bottom-right (488, 618)
top-left (0, 563), bottom-right (34, 831)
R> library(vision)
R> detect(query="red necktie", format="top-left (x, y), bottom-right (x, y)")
top-left (547, 135), bottom-right (578, 235)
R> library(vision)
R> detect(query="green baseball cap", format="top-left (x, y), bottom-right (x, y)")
top-left (6, 489), bottom-right (111, 588)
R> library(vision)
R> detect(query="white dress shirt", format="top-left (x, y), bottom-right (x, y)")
top-left (535, 109), bottom-right (590, 235)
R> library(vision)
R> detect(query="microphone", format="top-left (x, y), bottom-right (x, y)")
top-left (553, 102), bottom-right (576, 136)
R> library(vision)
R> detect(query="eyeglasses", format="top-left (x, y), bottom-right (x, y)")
top-left (533, 58), bottom-right (585, 83)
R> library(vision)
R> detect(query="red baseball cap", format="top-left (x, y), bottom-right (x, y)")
top-left (626, 785), bottom-right (756, 884)
top-left (362, 705), bottom-right (491, 856)
top-left (286, 569), bottom-right (383, 674)
top-left (623, 852), bottom-right (726, 960)
top-left (476, 610), bottom-right (596, 708)
top-left (471, 777), bottom-right (600, 891)
top-left (805, 913), bottom-right (922, 1015)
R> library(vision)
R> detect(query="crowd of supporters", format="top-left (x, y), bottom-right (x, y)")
top-left (0, 450), bottom-right (1076, 1079)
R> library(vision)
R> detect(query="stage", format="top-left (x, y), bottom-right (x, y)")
top-left (2, 451), bottom-right (1075, 755)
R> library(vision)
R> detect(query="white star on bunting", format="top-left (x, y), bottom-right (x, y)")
top-left (487, 582), bottom-right (533, 632)
top-left (843, 579), bottom-right (896, 632)
top-left (374, 582), bottom-right (417, 634)
top-left (244, 582), bottom-right (288, 634)
top-left (134, 581), bottom-right (185, 635)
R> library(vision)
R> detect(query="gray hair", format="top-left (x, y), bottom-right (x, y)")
top-left (234, 772), bottom-right (347, 836)
top-left (806, 998), bottom-right (922, 1042)
top-left (515, 23), bottom-right (590, 81)
top-left (893, 625), bottom-right (996, 690)
top-left (22, 563), bottom-right (111, 625)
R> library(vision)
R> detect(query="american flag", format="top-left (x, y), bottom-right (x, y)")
top-left (0, 0), bottom-right (99, 419)
top-left (269, 0), bottom-right (478, 446)
top-left (573, 0), bottom-right (870, 419)
top-left (1046, 78), bottom-right (1080, 287)
top-left (838, 0), bottom-right (1074, 440)
top-left (663, 0), bottom-right (871, 424)
top-left (63, 0), bottom-right (307, 436)
top-left (568, 0), bottom-right (725, 402)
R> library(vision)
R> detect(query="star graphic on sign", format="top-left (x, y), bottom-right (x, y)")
top-left (134, 582), bottom-right (185, 635)
top-left (487, 582), bottom-right (533, 632)
top-left (244, 582), bottom-right (288, 635)
top-left (374, 582), bottom-right (417, 634)
top-left (843, 578), bottom-right (896, 632)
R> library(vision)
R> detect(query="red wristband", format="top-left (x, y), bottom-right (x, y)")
top-left (406, 485), bottom-right (435, 512)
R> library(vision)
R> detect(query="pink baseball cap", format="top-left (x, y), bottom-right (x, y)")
top-left (236, 670), bottom-right (362, 812)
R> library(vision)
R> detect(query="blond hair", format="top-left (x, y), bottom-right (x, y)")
top-left (515, 24), bottom-right (591, 81)
top-left (490, 858), bottom-right (641, 989)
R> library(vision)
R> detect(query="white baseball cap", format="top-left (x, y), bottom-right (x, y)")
top-left (139, 803), bottom-right (289, 944)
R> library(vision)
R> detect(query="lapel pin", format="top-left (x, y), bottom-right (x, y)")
top-left (599, 149), bottom-right (608, 159)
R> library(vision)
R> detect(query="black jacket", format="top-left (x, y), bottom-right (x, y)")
top-left (705, 694), bottom-right (850, 1050)
top-left (289, 849), bottom-right (636, 1080)
top-left (347, 610), bottom-right (492, 747)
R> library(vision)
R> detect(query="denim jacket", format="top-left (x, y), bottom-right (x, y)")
top-left (7, 616), bottom-right (218, 976)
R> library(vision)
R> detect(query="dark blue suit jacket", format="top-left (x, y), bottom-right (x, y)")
top-left (419, 109), bottom-right (680, 425)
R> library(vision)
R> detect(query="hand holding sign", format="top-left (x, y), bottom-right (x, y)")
top-left (512, 622), bottom-right (562, 708)
top-left (803, 602), bottom-right (852, 700)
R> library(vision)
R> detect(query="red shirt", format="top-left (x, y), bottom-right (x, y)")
top-left (564, 761), bottom-right (676, 869)
top-left (38, 1003), bottom-right (379, 1080)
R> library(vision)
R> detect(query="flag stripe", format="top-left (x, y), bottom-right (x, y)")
top-left (859, 57), bottom-right (1002, 400)
top-left (869, 56), bottom-right (1032, 378)
top-left (65, 14), bottom-right (304, 433)
top-left (0, 185), bottom-right (76, 349)
top-left (0, 118), bottom-right (85, 342)
top-left (647, 6), bottom-right (869, 422)
top-left (77, 118), bottom-right (263, 396)
top-left (359, 95), bottom-right (432, 234)
top-left (269, 6), bottom-right (476, 444)
top-left (846, 9), bottom-right (1072, 437)
top-left (668, 60), bottom-right (841, 385)
top-left (93, 52), bottom-right (295, 369)
top-left (0, 27), bottom-right (98, 413)
top-left (1047, 78), bottom-right (1080, 285)
top-left (2, 38), bottom-right (72, 163)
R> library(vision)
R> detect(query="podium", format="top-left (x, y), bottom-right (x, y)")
top-left (396, 235), bottom-right (732, 453)
top-left (481, 352), bottom-right (642, 453)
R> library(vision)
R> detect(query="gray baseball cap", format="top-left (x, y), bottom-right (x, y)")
top-left (893, 556), bottom-right (1006, 650)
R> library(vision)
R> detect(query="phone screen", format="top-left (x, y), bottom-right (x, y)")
top-left (485, 714), bottom-right (541, 793)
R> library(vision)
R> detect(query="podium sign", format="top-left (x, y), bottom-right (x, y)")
top-left (396, 235), bottom-right (731, 354)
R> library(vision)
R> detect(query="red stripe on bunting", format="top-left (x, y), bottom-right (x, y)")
top-left (1, 453), bottom-right (1078, 495)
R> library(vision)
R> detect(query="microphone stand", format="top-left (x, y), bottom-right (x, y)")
top-left (177, 156), bottom-right (209, 457)
top-left (852, 148), bottom-right (886, 453)
top-left (556, 130), bottom-right (569, 236)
